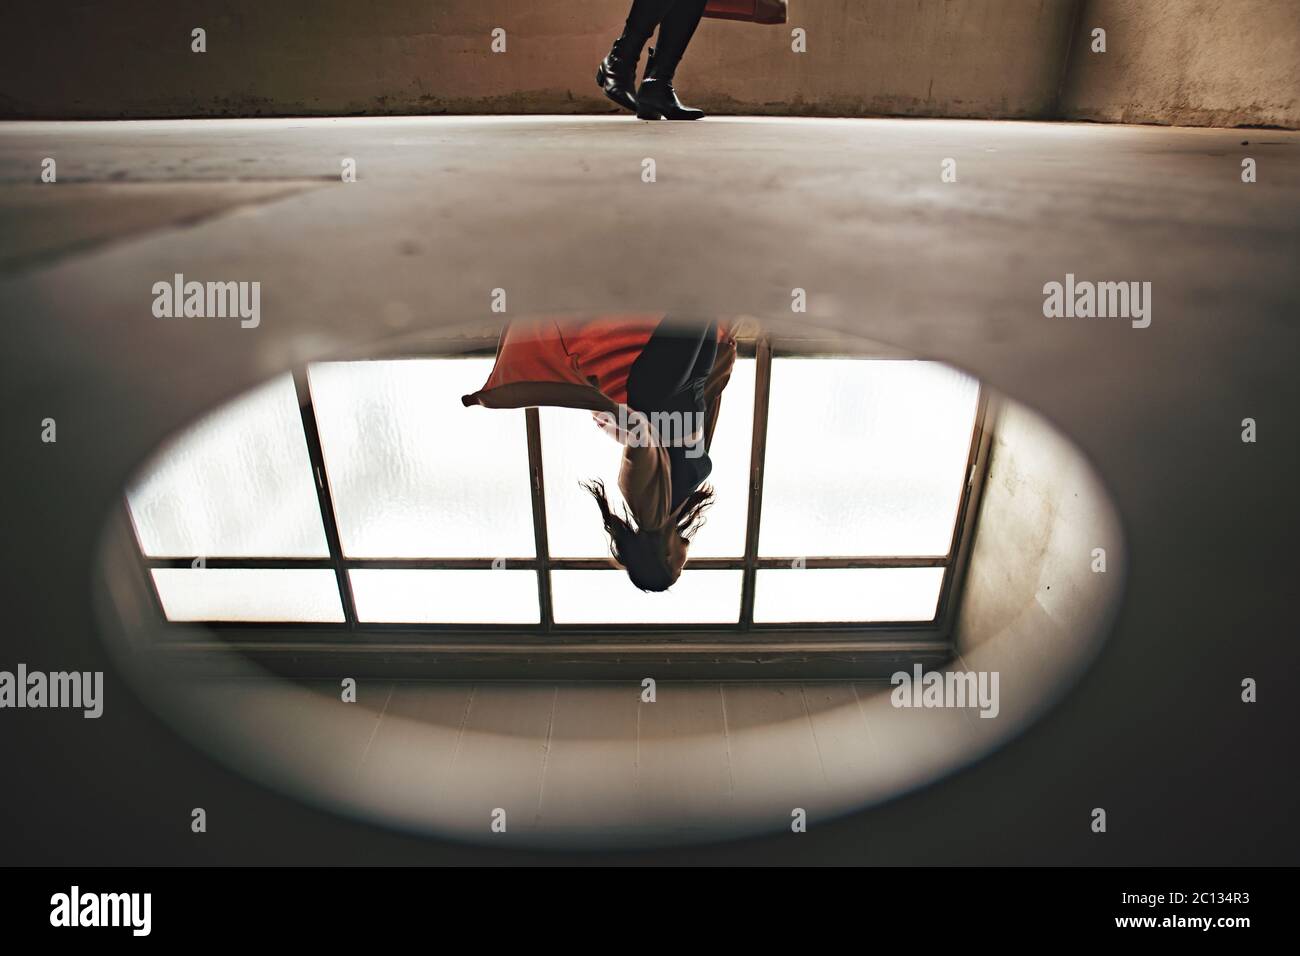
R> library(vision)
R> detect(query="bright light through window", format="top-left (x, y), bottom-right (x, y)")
top-left (126, 374), bottom-right (328, 558)
top-left (551, 569), bottom-right (742, 624)
top-left (349, 569), bottom-right (539, 624)
top-left (151, 568), bottom-right (344, 622)
top-left (753, 568), bottom-right (944, 623)
top-left (760, 359), bottom-right (978, 558)
top-left (307, 359), bottom-right (536, 559)
top-left (127, 346), bottom-right (982, 629)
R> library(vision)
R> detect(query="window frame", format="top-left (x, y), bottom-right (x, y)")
top-left (126, 332), bottom-right (992, 660)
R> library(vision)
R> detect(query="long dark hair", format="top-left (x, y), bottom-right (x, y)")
top-left (580, 478), bottom-right (715, 592)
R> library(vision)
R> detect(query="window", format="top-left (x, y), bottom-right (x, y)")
top-left (125, 337), bottom-right (985, 635)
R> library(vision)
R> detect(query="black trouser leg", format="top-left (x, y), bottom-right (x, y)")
top-left (627, 318), bottom-right (719, 512)
top-left (622, 0), bottom-right (707, 74)
top-left (627, 318), bottom-right (718, 412)
top-left (651, 0), bottom-right (708, 80)
top-left (624, 0), bottom-right (676, 43)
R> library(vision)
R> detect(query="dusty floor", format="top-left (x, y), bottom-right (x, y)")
top-left (0, 116), bottom-right (1297, 863)
top-left (1, 116), bottom-right (1296, 456)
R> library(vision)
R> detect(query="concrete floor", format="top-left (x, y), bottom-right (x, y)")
top-left (1, 116), bottom-right (1297, 863)
top-left (193, 678), bottom-right (910, 846)
top-left (1, 116), bottom-right (1296, 458)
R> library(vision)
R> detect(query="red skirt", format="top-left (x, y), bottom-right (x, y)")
top-left (466, 315), bottom-right (728, 409)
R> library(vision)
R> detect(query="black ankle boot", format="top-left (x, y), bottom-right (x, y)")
top-left (635, 48), bottom-right (705, 121)
top-left (596, 32), bottom-right (645, 113)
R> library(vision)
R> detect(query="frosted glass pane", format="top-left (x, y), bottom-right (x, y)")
top-left (551, 569), bottom-right (741, 624)
top-left (349, 569), bottom-right (539, 624)
top-left (759, 360), bottom-right (978, 557)
top-left (308, 359), bottom-right (535, 559)
top-left (541, 359), bottom-right (754, 558)
top-left (152, 568), bottom-right (344, 622)
top-left (126, 374), bottom-right (328, 558)
top-left (753, 568), bottom-right (944, 623)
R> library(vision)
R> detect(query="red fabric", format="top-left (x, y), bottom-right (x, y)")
top-left (480, 315), bottom-right (725, 407)
top-left (703, 0), bottom-right (787, 24)
top-left (704, 0), bottom-right (755, 16)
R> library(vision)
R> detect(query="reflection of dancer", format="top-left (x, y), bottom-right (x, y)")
top-left (597, 0), bottom-right (709, 120)
top-left (462, 316), bottom-right (736, 591)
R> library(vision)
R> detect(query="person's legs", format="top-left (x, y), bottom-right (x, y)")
top-left (598, 0), bottom-right (676, 112)
top-left (652, 0), bottom-right (709, 76)
top-left (636, 0), bottom-right (708, 120)
top-left (624, 0), bottom-right (677, 40)
top-left (627, 317), bottom-right (716, 412)
top-left (627, 318), bottom-right (718, 514)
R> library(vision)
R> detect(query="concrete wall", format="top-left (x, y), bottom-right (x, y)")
top-left (0, 0), bottom-right (1077, 120)
top-left (954, 400), bottom-right (1124, 665)
top-left (2, 1), bottom-right (1294, 126)
top-left (1060, 0), bottom-right (1300, 128)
